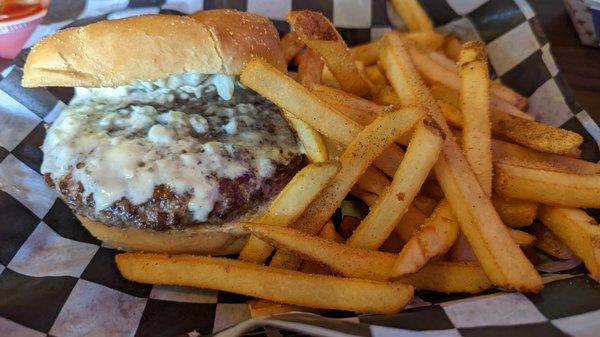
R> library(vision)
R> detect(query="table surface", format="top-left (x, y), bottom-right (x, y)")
top-left (530, 0), bottom-right (600, 118)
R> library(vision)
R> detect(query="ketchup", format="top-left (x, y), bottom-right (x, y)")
top-left (0, 0), bottom-right (44, 22)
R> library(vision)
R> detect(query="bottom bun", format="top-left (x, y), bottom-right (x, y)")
top-left (78, 215), bottom-right (249, 255)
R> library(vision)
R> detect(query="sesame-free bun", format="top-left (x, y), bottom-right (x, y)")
top-left (22, 10), bottom-right (285, 88)
top-left (78, 215), bottom-right (249, 255)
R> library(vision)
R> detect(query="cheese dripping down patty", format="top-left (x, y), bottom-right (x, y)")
top-left (41, 72), bottom-right (301, 223)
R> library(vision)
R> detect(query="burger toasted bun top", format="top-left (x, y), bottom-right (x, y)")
top-left (22, 10), bottom-right (285, 88)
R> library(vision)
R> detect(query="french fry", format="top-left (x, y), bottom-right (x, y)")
top-left (509, 229), bottom-right (536, 248)
top-left (350, 186), bottom-right (380, 207)
top-left (291, 107), bottom-right (424, 237)
top-left (491, 196), bottom-right (538, 228)
top-left (287, 11), bottom-right (370, 96)
top-left (238, 162), bottom-right (340, 264)
top-left (428, 50), bottom-right (527, 110)
top-left (408, 46), bottom-right (533, 118)
top-left (350, 41), bottom-right (379, 66)
top-left (116, 253), bottom-right (413, 314)
top-left (492, 139), bottom-right (600, 175)
top-left (442, 34), bottom-right (462, 61)
top-left (400, 261), bottom-right (492, 294)
top-left (379, 32), bottom-right (542, 292)
top-left (286, 116), bottom-right (329, 163)
top-left (531, 223), bottom-right (576, 260)
top-left (311, 84), bottom-right (381, 125)
top-left (494, 163), bottom-right (600, 208)
top-left (347, 119), bottom-right (443, 250)
top-left (240, 59), bottom-right (404, 176)
top-left (281, 31), bottom-right (304, 63)
top-left (539, 206), bottom-right (600, 277)
top-left (431, 83), bottom-right (583, 156)
top-left (379, 232), bottom-right (405, 253)
top-left (389, 0), bottom-right (434, 32)
top-left (459, 41), bottom-right (493, 195)
top-left (356, 166), bottom-right (391, 195)
top-left (297, 48), bottom-right (324, 87)
top-left (300, 221), bottom-right (344, 275)
top-left (364, 65), bottom-right (389, 92)
top-left (245, 224), bottom-right (491, 293)
top-left (394, 204), bottom-right (428, 242)
top-left (390, 200), bottom-right (459, 278)
top-left (273, 106), bottom-right (424, 269)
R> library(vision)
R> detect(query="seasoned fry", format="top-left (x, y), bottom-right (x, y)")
top-left (311, 84), bottom-right (381, 125)
top-left (491, 196), bottom-right (538, 228)
top-left (297, 48), bottom-right (324, 87)
top-left (286, 115), bottom-right (329, 163)
top-left (459, 41), bottom-right (493, 195)
top-left (272, 107), bottom-right (423, 269)
top-left (394, 204), bottom-right (428, 242)
top-left (347, 119), bottom-right (443, 249)
top-left (287, 11), bottom-right (370, 96)
top-left (380, 32), bottom-right (542, 291)
top-left (403, 31), bottom-right (445, 51)
top-left (400, 261), bottom-right (492, 294)
top-left (246, 224), bottom-right (491, 293)
top-left (390, 0), bottom-right (434, 32)
top-left (364, 65), bottom-right (389, 92)
top-left (531, 223), bottom-right (576, 260)
top-left (494, 163), bottom-right (600, 208)
top-left (390, 200), bottom-right (458, 278)
top-left (509, 229), bottom-right (536, 248)
top-left (281, 31), bottom-right (304, 63)
top-left (408, 46), bottom-right (532, 118)
top-left (539, 206), bottom-right (600, 277)
top-left (431, 83), bottom-right (583, 155)
top-left (350, 41), bottom-right (379, 66)
top-left (300, 221), bottom-right (344, 275)
top-left (414, 195), bottom-right (438, 216)
top-left (442, 34), bottom-right (462, 61)
top-left (492, 139), bottom-right (600, 175)
top-left (116, 253), bottom-right (414, 314)
top-left (356, 166), bottom-right (391, 195)
top-left (291, 106), bottom-right (424, 237)
top-left (238, 162), bottom-right (339, 263)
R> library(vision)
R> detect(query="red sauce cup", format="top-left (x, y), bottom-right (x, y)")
top-left (0, 2), bottom-right (47, 59)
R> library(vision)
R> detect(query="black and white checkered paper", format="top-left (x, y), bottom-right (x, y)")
top-left (1, 1), bottom-right (599, 336)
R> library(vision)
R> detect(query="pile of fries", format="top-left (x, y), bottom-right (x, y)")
top-left (116, 2), bottom-right (600, 316)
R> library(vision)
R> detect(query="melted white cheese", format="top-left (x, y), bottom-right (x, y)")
top-left (42, 72), bottom-right (299, 221)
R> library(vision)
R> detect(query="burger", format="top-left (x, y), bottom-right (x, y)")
top-left (22, 10), bottom-right (305, 255)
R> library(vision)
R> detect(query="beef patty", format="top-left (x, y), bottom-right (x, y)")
top-left (42, 72), bottom-right (304, 231)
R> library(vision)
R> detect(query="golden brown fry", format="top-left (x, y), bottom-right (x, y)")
top-left (539, 206), bottom-right (600, 277)
top-left (291, 106), bottom-right (424, 237)
top-left (431, 83), bottom-right (583, 156)
top-left (380, 32), bottom-right (542, 292)
top-left (390, 0), bottom-right (434, 32)
top-left (297, 48), bottom-right (324, 87)
top-left (394, 204), bottom-right (429, 242)
top-left (403, 31), bottom-right (445, 51)
top-left (245, 224), bottom-right (491, 293)
top-left (311, 84), bottom-right (381, 125)
top-left (492, 139), bottom-right (600, 175)
top-left (117, 253), bottom-right (413, 314)
top-left (300, 221), bottom-right (344, 275)
top-left (364, 65), bottom-right (389, 92)
top-left (400, 261), bottom-right (492, 294)
top-left (347, 119), bottom-right (443, 249)
top-left (531, 223), bottom-right (576, 260)
top-left (281, 31), bottom-right (304, 63)
top-left (491, 196), bottom-right (538, 228)
top-left (238, 162), bottom-right (339, 264)
top-left (356, 166), bottom-right (391, 195)
top-left (408, 46), bottom-right (532, 118)
top-left (350, 41), bottom-right (379, 66)
top-left (286, 115), bottom-right (329, 163)
top-left (509, 229), bottom-right (536, 248)
top-left (442, 34), bottom-right (462, 61)
top-left (494, 163), bottom-right (600, 208)
top-left (459, 41), bottom-right (493, 195)
top-left (390, 200), bottom-right (459, 278)
top-left (287, 11), bottom-right (370, 96)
